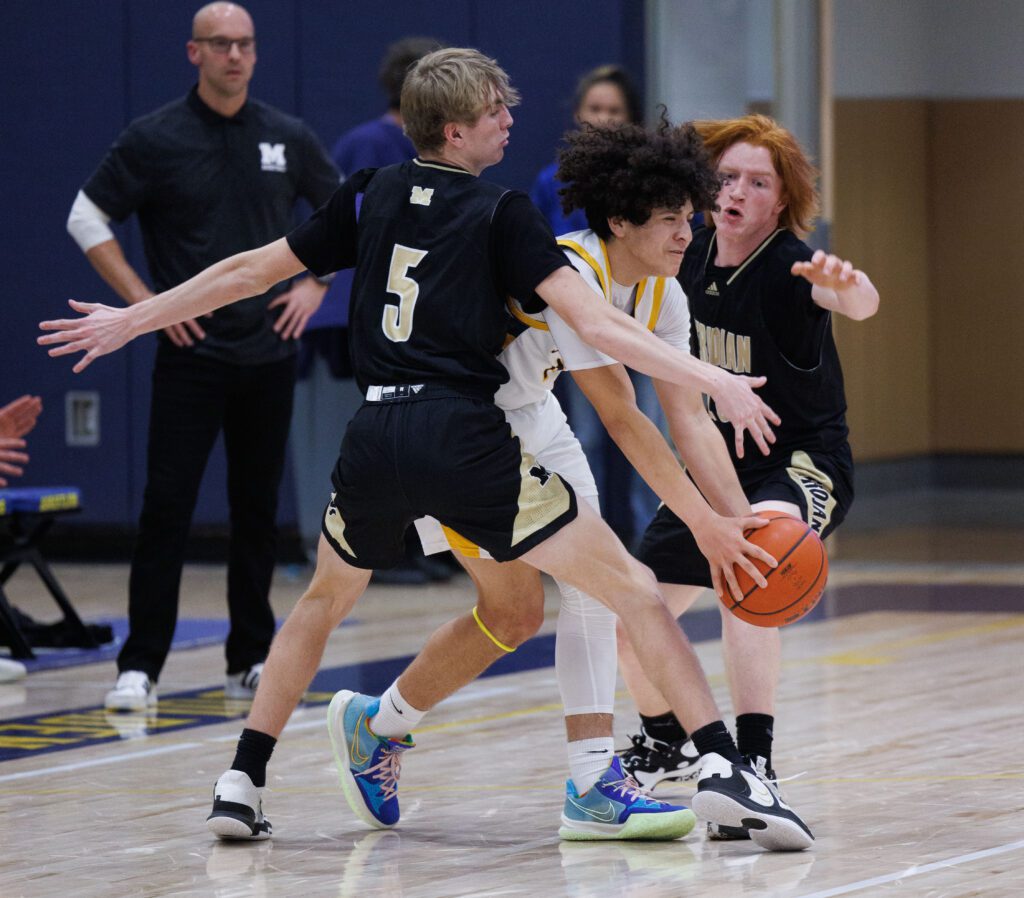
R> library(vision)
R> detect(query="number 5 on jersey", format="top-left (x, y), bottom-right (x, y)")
top-left (383, 244), bottom-right (428, 342)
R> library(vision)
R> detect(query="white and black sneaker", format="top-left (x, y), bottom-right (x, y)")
top-left (105, 670), bottom-right (157, 712)
top-left (619, 732), bottom-right (702, 790)
top-left (704, 756), bottom-right (788, 842)
top-left (691, 753), bottom-right (813, 851)
top-left (206, 770), bottom-right (272, 841)
top-left (224, 663), bottom-right (263, 700)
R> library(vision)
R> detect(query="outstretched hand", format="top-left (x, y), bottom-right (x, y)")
top-left (38, 299), bottom-right (134, 373)
top-left (0, 437), bottom-right (29, 487)
top-left (791, 249), bottom-right (865, 291)
top-left (709, 371), bottom-right (780, 459)
top-left (0, 394), bottom-right (42, 439)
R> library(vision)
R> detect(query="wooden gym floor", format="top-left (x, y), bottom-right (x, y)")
top-left (1, 520), bottom-right (1022, 897)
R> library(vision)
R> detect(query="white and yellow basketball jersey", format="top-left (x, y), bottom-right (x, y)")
top-left (495, 229), bottom-right (684, 411)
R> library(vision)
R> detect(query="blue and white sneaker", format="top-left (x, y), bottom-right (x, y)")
top-left (328, 690), bottom-right (414, 829)
top-left (558, 756), bottom-right (697, 841)
top-left (691, 753), bottom-right (814, 851)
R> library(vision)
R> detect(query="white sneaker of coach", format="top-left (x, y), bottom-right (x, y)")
top-left (0, 657), bottom-right (27, 683)
top-left (224, 663), bottom-right (264, 699)
top-left (105, 670), bottom-right (157, 712)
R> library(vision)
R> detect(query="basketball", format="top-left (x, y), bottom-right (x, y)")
top-left (721, 511), bottom-right (828, 628)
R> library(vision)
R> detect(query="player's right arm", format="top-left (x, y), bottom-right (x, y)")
top-left (572, 362), bottom-right (773, 601)
top-left (655, 376), bottom-right (754, 517)
top-left (535, 265), bottom-right (780, 456)
top-left (39, 238), bottom-right (306, 373)
top-left (67, 190), bottom-right (208, 348)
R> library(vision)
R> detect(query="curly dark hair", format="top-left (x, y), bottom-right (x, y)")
top-left (556, 119), bottom-right (720, 239)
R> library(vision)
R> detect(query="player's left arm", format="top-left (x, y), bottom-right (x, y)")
top-left (39, 237), bottom-right (307, 373)
top-left (538, 266), bottom-right (779, 455)
top-left (792, 250), bottom-right (880, 320)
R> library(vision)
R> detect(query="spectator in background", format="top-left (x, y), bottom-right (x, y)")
top-left (65, 2), bottom-right (339, 712)
top-left (0, 395), bottom-right (42, 487)
top-left (295, 36), bottom-right (449, 584)
top-left (530, 65), bottom-right (662, 548)
top-left (0, 394), bottom-right (41, 682)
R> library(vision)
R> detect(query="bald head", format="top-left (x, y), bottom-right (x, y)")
top-left (192, 2), bottom-right (253, 39)
top-left (187, 1), bottom-right (257, 116)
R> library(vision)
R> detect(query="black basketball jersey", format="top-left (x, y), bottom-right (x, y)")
top-left (679, 227), bottom-right (851, 484)
top-left (287, 158), bottom-right (567, 397)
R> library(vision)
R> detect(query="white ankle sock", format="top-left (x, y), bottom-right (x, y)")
top-left (568, 737), bottom-right (615, 793)
top-left (369, 681), bottom-right (425, 738)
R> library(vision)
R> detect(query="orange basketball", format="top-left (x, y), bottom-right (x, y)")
top-left (721, 510), bottom-right (828, 628)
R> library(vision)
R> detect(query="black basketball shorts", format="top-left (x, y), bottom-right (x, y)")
top-left (636, 448), bottom-right (853, 587)
top-left (321, 391), bottom-right (578, 570)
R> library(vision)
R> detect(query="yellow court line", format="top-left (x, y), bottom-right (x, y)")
top-left (789, 614), bottom-right (1024, 668)
top-left (414, 701), bottom-right (566, 734)
top-left (791, 772), bottom-right (1024, 786)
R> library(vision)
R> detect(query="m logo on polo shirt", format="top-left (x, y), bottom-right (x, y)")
top-left (259, 142), bottom-right (287, 173)
top-left (409, 186), bottom-right (434, 206)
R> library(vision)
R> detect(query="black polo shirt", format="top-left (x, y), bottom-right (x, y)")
top-left (83, 86), bottom-right (339, 365)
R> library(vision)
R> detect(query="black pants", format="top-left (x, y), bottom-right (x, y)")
top-left (118, 344), bottom-right (297, 680)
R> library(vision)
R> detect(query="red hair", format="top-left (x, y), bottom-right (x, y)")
top-left (694, 115), bottom-right (819, 236)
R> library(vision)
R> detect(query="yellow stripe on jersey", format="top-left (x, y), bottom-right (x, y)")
top-left (442, 524), bottom-right (482, 558)
top-left (506, 296), bottom-right (549, 331)
top-left (557, 238), bottom-right (610, 300)
top-left (648, 278), bottom-right (666, 331)
top-left (560, 237), bottom-right (666, 332)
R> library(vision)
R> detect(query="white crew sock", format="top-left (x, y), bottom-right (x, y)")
top-left (568, 737), bottom-right (615, 793)
top-left (369, 681), bottom-right (425, 738)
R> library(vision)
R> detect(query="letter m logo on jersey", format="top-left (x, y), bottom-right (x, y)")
top-left (529, 465), bottom-right (551, 486)
top-left (259, 142), bottom-right (287, 172)
top-left (409, 186), bottom-right (434, 206)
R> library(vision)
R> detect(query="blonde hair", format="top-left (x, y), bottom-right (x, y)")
top-left (401, 48), bottom-right (520, 153)
top-left (694, 114), bottom-right (820, 236)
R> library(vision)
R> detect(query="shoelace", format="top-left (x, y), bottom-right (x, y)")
top-left (357, 744), bottom-right (404, 801)
top-left (607, 771), bottom-right (659, 805)
top-left (747, 756), bottom-right (805, 788)
top-left (616, 733), bottom-right (649, 762)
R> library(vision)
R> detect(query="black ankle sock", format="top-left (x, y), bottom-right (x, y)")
top-left (231, 728), bottom-right (277, 788)
top-left (640, 711), bottom-right (688, 745)
top-left (736, 713), bottom-right (774, 766)
top-left (690, 720), bottom-right (742, 764)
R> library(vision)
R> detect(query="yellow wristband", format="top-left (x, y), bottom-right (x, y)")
top-left (472, 605), bottom-right (515, 653)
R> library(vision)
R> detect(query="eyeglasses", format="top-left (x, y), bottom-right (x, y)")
top-left (193, 36), bottom-right (256, 54)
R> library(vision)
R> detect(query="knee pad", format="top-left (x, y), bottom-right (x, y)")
top-left (555, 580), bottom-right (617, 716)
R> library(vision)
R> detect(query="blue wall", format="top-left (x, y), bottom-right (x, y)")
top-left (0, 0), bottom-right (644, 533)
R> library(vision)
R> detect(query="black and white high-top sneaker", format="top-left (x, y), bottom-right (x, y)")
top-left (206, 770), bottom-right (273, 841)
top-left (619, 732), bottom-right (702, 790)
top-left (691, 753), bottom-right (813, 851)
top-left (706, 755), bottom-right (778, 841)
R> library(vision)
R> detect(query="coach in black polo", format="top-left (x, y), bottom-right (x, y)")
top-left (66, 2), bottom-right (338, 712)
